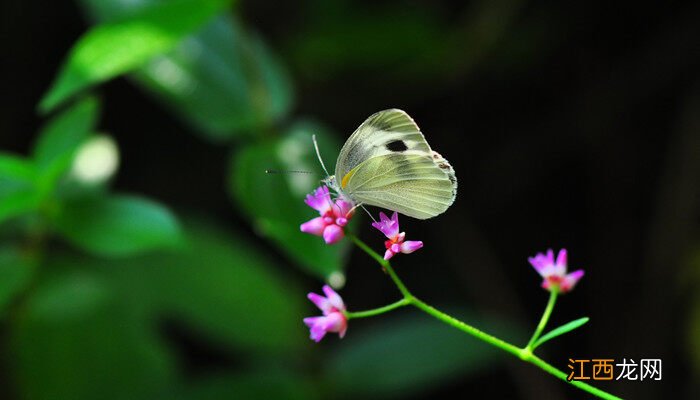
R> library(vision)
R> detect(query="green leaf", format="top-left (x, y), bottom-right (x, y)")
top-left (98, 219), bottom-right (307, 353)
top-left (78, 0), bottom-right (292, 140)
top-left (53, 194), bottom-right (182, 257)
top-left (533, 317), bottom-right (590, 349)
top-left (132, 15), bottom-right (293, 140)
top-left (325, 311), bottom-right (512, 398)
top-left (33, 96), bottom-right (99, 168)
top-left (0, 246), bottom-right (36, 315)
top-left (33, 96), bottom-right (100, 191)
top-left (11, 267), bottom-right (174, 400)
top-left (228, 121), bottom-right (349, 279)
top-left (39, 0), bottom-right (233, 112)
top-left (0, 153), bottom-right (41, 224)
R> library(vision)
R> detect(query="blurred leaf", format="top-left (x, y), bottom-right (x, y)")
top-left (533, 317), bottom-right (589, 349)
top-left (167, 372), bottom-right (318, 400)
top-left (326, 310), bottom-right (514, 398)
top-left (24, 270), bottom-right (113, 322)
top-left (133, 16), bottom-right (293, 140)
top-left (53, 194), bottom-right (182, 257)
top-left (229, 121), bottom-right (349, 279)
top-left (99, 219), bottom-right (307, 353)
top-left (39, 0), bottom-right (233, 112)
top-left (33, 96), bottom-right (99, 169)
top-left (33, 96), bottom-right (100, 192)
top-left (0, 153), bottom-right (41, 224)
top-left (0, 246), bottom-right (36, 314)
top-left (79, 0), bottom-right (292, 140)
top-left (12, 267), bottom-right (174, 400)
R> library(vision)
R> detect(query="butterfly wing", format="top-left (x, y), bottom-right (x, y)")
top-left (336, 109), bottom-right (457, 219)
top-left (335, 109), bottom-right (431, 180)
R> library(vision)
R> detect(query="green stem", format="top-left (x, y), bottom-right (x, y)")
top-left (526, 288), bottom-right (558, 350)
top-left (345, 298), bottom-right (410, 319)
top-left (347, 234), bottom-right (621, 400)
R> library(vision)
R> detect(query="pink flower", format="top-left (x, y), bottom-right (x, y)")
top-left (303, 285), bottom-right (348, 342)
top-left (372, 212), bottom-right (423, 260)
top-left (528, 248), bottom-right (584, 293)
top-left (300, 186), bottom-right (355, 244)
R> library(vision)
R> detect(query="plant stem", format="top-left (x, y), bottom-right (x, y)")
top-left (347, 234), bottom-right (622, 400)
top-left (345, 298), bottom-right (410, 319)
top-left (526, 288), bottom-right (558, 350)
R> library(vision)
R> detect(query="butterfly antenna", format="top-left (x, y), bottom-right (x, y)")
top-left (265, 169), bottom-right (318, 175)
top-left (312, 134), bottom-right (331, 177)
top-left (358, 204), bottom-right (377, 223)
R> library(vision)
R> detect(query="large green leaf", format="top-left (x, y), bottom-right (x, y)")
top-left (0, 153), bottom-right (41, 224)
top-left (78, 0), bottom-right (291, 140)
top-left (229, 121), bottom-right (350, 279)
top-left (133, 15), bottom-right (293, 140)
top-left (325, 310), bottom-right (518, 398)
top-left (98, 220), bottom-right (307, 353)
top-left (11, 267), bottom-right (174, 400)
top-left (39, 0), bottom-right (233, 112)
top-left (53, 194), bottom-right (182, 257)
top-left (0, 246), bottom-right (36, 315)
top-left (33, 96), bottom-right (100, 192)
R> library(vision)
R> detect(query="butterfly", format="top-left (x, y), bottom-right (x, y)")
top-left (316, 109), bottom-right (457, 219)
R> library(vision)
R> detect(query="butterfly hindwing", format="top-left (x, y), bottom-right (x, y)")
top-left (343, 152), bottom-right (456, 219)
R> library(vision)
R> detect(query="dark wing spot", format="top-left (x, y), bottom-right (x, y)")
top-left (386, 140), bottom-right (408, 152)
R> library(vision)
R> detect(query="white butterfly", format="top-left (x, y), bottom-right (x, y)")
top-left (316, 109), bottom-right (457, 219)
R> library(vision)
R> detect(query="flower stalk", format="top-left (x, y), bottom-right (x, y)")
top-left (346, 234), bottom-right (621, 400)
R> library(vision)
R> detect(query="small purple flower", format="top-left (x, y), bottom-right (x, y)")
top-left (528, 248), bottom-right (584, 293)
top-left (303, 285), bottom-right (348, 342)
top-left (300, 186), bottom-right (355, 244)
top-left (372, 212), bottom-right (423, 260)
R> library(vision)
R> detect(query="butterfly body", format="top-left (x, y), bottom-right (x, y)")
top-left (324, 109), bottom-right (457, 220)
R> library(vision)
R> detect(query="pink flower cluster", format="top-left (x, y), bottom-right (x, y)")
top-left (528, 248), bottom-right (584, 293)
top-left (303, 285), bottom-right (347, 342)
top-left (300, 186), bottom-right (354, 244)
top-left (372, 212), bottom-right (423, 260)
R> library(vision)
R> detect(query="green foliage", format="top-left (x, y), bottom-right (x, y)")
top-left (100, 220), bottom-right (307, 353)
top-left (53, 195), bottom-right (182, 257)
top-left (79, 0), bottom-right (292, 140)
top-left (133, 15), bottom-right (293, 140)
top-left (229, 122), bottom-right (350, 279)
top-left (0, 154), bottom-right (40, 224)
top-left (0, 246), bottom-right (36, 314)
top-left (533, 317), bottom-right (590, 350)
top-left (11, 266), bottom-right (175, 400)
top-left (33, 96), bottom-right (100, 193)
top-left (325, 311), bottom-right (514, 398)
top-left (39, 0), bottom-right (233, 112)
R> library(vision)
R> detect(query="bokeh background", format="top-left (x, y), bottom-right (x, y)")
top-left (1, 0), bottom-right (699, 398)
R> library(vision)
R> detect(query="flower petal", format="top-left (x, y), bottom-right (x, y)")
top-left (307, 292), bottom-right (332, 314)
top-left (304, 186), bottom-right (332, 214)
top-left (400, 240), bottom-right (423, 254)
top-left (372, 211), bottom-right (399, 239)
top-left (323, 224), bottom-right (344, 244)
top-left (322, 285), bottom-right (345, 311)
top-left (300, 217), bottom-right (327, 236)
top-left (384, 249), bottom-right (395, 260)
top-left (561, 269), bottom-right (585, 293)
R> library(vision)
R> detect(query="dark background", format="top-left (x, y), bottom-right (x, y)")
top-left (2, 0), bottom-right (699, 398)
